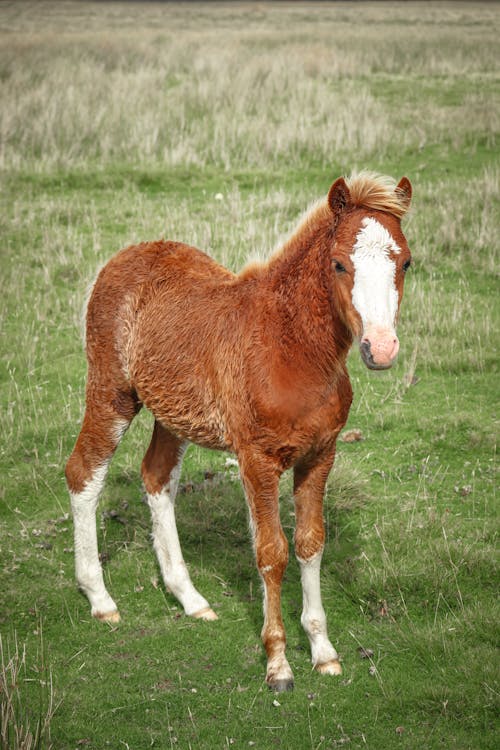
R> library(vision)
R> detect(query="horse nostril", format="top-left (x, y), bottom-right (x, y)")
top-left (360, 339), bottom-right (373, 362)
top-left (390, 337), bottom-right (400, 359)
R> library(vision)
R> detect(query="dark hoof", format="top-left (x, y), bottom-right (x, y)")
top-left (268, 678), bottom-right (294, 693)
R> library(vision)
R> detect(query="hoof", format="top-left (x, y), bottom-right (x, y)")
top-left (266, 656), bottom-right (294, 691)
top-left (192, 607), bottom-right (218, 621)
top-left (94, 610), bottom-right (121, 624)
top-left (268, 678), bottom-right (294, 693)
top-left (315, 658), bottom-right (342, 676)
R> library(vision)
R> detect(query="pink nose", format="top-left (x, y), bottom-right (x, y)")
top-left (360, 328), bottom-right (399, 370)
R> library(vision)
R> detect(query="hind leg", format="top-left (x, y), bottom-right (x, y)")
top-left (65, 393), bottom-right (137, 622)
top-left (142, 421), bottom-right (217, 621)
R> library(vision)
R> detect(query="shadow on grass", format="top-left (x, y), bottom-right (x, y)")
top-left (101, 463), bottom-right (367, 660)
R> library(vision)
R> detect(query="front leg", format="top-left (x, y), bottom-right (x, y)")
top-left (238, 451), bottom-right (293, 692)
top-left (294, 449), bottom-right (342, 676)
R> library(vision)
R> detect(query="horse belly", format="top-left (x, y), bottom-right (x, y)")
top-left (157, 405), bottom-right (231, 452)
top-left (133, 373), bottom-right (232, 451)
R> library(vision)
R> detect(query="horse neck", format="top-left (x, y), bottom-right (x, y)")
top-left (265, 216), bottom-right (352, 376)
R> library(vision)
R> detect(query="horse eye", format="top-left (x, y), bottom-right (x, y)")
top-left (402, 259), bottom-right (411, 273)
top-left (334, 260), bottom-right (347, 274)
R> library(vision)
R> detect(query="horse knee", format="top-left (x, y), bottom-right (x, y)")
top-left (65, 450), bottom-right (89, 495)
top-left (294, 526), bottom-right (325, 562)
top-left (257, 533), bottom-right (289, 579)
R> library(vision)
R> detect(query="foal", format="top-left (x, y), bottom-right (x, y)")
top-left (66, 172), bottom-right (412, 691)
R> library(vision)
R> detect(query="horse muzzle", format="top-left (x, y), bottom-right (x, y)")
top-left (359, 327), bottom-right (400, 370)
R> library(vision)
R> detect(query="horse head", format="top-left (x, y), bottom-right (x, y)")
top-left (328, 174), bottom-right (412, 370)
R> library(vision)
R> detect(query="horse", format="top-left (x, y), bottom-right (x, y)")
top-left (65, 172), bottom-right (412, 691)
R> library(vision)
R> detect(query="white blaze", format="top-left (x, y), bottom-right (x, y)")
top-left (351, 217), bottom-right (401, 331)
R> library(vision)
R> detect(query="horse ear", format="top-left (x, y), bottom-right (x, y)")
top-left (328, 177), bottom-right (351, 217)
top-left (396, 177), bottom-right (412, 210)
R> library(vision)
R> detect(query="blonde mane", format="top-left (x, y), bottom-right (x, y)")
top-left (346, 171), bottom-right (410, 219)
top-left (285, 172), bottom-right (410, 251)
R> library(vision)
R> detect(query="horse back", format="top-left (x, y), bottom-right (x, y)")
top-left (86, 239), bottom-right (234, 350)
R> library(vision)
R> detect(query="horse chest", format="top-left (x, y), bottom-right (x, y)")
top-left (244, 377), bottom-right (352, 469)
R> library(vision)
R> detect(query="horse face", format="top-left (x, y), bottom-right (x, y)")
top-left (331, 211), bottom-right (412, 370)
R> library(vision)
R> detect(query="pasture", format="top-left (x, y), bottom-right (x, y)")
top-left (0, 2), bottom-right (498, 748)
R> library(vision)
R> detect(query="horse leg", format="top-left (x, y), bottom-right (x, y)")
top-left (294, 450), bottom-right (342, 676)
top-left (65, 396), bottom-right (135, 622)
top-left (239, 453), bottom-right (293, 691)
top-left (141, 421), bottom-right (217, 621)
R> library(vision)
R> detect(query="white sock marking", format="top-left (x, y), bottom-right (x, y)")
top-left (147, 447), bottom-right (209, 616)
top-left (70, 462), bottom-right (118, 616)
top-left (298, 552), bottom-right (338, 666)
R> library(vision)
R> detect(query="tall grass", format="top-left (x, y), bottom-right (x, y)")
top-left (0, 3), bottom-right (497, 170)
top-left (0, 633), bottom-right (55, 750)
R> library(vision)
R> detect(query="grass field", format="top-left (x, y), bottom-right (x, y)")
top-left (0, 2), bottom-right (498, 748)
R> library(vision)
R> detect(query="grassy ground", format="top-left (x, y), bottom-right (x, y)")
top-left (0, 2), bottom-right (498, 748)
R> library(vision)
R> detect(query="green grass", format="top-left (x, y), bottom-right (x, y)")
top-left (0, 2), bottom-right (499, 748)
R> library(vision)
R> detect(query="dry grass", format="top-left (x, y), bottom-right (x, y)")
top-left (0, 634), bottom-right (55, 750)
top-left (0, 2), bottom-right (498, 171)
